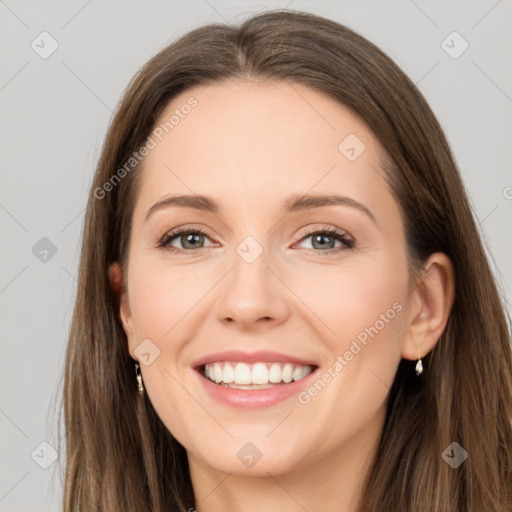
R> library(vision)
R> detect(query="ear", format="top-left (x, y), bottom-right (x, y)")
top-left (109, 262), bottom-right (137, 360)
top-left (401, 253), bottom-right (455, 361)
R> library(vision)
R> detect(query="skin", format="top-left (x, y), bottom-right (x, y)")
top-left (110, 79), bottom-right (455, 511)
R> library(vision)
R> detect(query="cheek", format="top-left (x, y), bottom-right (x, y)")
top-left (126, 256), bottom-right (209, 339)
top-left (125, 257), bottom-right (206, 437)
top-left (290, 262), bottom-right (407, 441)
top-left (288, 255), bottom-right (407, 346)
top-left (291, 255), bottom-right (408, 399)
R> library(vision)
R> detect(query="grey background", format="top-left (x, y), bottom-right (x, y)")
top-left (1, 0), bottom-right (510, 510)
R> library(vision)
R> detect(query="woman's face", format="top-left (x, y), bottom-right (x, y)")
top-left (116, 79), bottom-right (414, 476)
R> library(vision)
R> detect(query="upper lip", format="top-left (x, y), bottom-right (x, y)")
top-left (191, 350), bottom-right (319, 369)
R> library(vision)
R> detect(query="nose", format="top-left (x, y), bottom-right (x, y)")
top-left (215, 244), bottom-right (291, 331)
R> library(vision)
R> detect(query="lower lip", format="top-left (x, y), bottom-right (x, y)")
top-left (192, 367), bottom-right (318, 409)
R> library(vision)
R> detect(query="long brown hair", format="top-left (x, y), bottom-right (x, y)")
top-left (57, 9), bottom-right (512, 511)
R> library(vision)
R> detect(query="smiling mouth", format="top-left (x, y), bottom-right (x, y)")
top-left (196, 361), bottom-right (319, 389)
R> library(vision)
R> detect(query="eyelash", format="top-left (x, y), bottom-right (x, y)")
top-left (157, 226), bottom-right (355, 256)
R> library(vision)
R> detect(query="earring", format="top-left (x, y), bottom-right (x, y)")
top-left (135, 361), bottom-right (144, 394)
top-left (415, 357), bottom-right (423, 376)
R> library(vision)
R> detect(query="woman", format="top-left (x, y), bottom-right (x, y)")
top-left (58, 9), bottom-right (512, 511)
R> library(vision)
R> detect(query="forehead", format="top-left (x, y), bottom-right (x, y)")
top-left (134, 79), bottom-right (393, 219)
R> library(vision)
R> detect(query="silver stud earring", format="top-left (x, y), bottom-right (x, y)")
top-left (415, 357), bottom-right (423, 376)
top-left (135, 361), bottom-right (144, 394)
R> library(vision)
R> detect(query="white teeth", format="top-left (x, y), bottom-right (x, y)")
top-left (214, 363), bottom-right (223, 383)
top-left (251, 363), bottom-right (269, 384)
top-left (293, 366), bottom-right (306, 381)
top-left (282, 363), bottom-right (293, 383)
top-left (234, 362), bottom-right (251, 384)
top-left (223, 363), bottom-right (234, 383)
top-left (203, 361), bottom-right (314, 386)
top-left (292, 366), bottom-right (301, 381)
top-left (269, 363), bottom-right (282, 383)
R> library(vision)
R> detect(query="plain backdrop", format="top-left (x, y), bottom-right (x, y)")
top-left (1, 1), bottom-right (511, 510)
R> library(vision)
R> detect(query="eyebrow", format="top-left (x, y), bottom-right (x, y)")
top-left (144, 193), bottom-right (377, 225)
